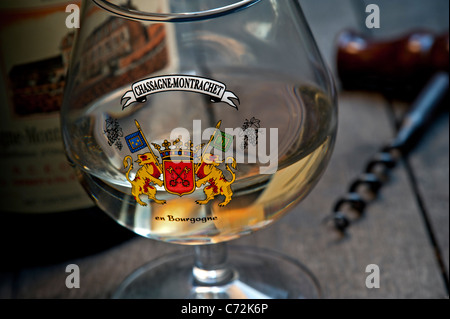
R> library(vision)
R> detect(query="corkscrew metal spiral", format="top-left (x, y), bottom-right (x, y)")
top-left (329, 73), bottom-right (449, 233)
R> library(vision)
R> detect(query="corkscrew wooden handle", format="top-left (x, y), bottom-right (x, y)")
top-left (337, 29), bottom-right (449, 95)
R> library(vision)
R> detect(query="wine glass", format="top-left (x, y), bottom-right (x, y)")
top-left (61, 0), bottom-right (337, 299)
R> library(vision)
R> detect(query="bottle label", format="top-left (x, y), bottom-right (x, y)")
top-left (0, 0), bottom-right (93, 213)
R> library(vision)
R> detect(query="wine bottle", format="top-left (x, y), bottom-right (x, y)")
top-left (0, 0), bottom-right (135, 270)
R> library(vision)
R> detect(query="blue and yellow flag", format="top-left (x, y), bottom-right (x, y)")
top-left (125, 130), bottom-right (148, 153)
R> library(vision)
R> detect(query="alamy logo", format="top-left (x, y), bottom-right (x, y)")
top-left (365, 264), bottom-right (380, 288)
top-left (65, 4), bottom-right (80, 29)
top-left (65, 264), bottom-right (80, 289)
top-left (366, 4), bottom-right (380, 29)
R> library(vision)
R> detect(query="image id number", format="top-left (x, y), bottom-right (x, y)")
top-left (225, 303), bottom-right (268, 314)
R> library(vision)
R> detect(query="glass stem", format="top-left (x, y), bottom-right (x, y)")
top-left (192, 243), bottom-right (236, 286)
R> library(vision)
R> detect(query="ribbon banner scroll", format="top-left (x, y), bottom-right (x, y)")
top-left (121, 75), bottom-right (239, 110)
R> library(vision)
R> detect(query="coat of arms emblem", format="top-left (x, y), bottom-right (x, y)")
top-left (152, 140), bottom-right (196, 197)
top-left (122, 120), bottom-right (237, 207)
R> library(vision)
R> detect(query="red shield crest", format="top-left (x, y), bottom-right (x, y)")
top-left (163, 156), bottom-right (195, 196)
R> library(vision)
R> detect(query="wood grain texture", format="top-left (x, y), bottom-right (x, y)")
top-left (406, 113), bottom-right (449, 278)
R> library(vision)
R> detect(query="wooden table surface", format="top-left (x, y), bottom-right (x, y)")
top-left (0, 0), bottom-right (448, 299)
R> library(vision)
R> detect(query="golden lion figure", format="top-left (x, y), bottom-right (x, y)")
top-left (124, 153), bottom-right (166, 206)
top-left (195, 154), bottom-right (237, 207)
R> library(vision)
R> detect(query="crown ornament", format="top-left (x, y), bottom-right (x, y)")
top-left (152, 138), bottom-right (194, 160)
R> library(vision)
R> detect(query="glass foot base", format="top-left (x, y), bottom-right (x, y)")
top-left (112, 246), bottom-right (321, 299)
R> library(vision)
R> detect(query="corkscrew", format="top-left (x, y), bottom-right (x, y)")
top-left (329, 29), bottom-right (449, 233)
